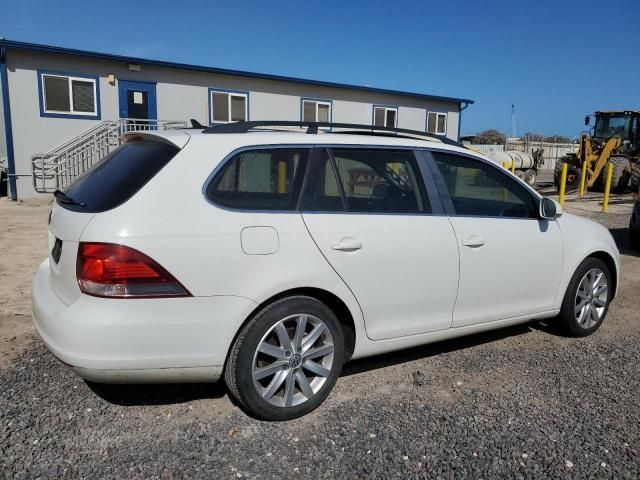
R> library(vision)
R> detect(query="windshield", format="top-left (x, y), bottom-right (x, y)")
top-left (594, 114), bottom-right (629, 139)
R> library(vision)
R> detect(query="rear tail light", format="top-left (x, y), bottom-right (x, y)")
top-left (76, 243), bottom-right (191, 298)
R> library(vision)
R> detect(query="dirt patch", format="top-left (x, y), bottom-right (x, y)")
top-left (0, 197), bottom-right (51, 366)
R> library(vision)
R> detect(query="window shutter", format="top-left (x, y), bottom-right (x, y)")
top-left (71, 80), bottom-right (95, 113)
top-left (230, 95), bottom-right (246, 121)
top-left (43, 76), bottom-right (71, 112)
top-left (212, 93), bottom-right (230, 122)
top-left (374, 108), bottom-right (385, 127)
top-left (303, 101), bottom-right (315, 122)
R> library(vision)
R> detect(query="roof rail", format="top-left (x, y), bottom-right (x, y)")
top-left (201, 121), bottom-right (463, 147)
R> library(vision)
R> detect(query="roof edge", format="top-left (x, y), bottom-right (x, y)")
top-left (0, 39), bottom-right (474, 105)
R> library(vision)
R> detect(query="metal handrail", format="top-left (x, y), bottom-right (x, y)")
top-left (31, 118), bottom-right (188, 193)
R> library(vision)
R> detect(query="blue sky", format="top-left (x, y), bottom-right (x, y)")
top-left (1, 0), bottom-right (638, 137)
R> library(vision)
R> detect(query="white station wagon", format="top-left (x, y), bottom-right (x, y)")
top-left (33, 121), bottom-right (620, 420)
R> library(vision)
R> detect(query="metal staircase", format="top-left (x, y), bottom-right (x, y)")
top-left (31, 118), bottom-right (188, 193)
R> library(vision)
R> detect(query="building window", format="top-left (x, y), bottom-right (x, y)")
top-left (302, 99), bottom-right (331, 123)
top-left (373, 106), bottom-right (398, 128)
top-left (209, 90), bottom-right (248, 123)
top-left (427, 112), bottom-right (447, 135)
top-left (39, 71), bottom-right (99, 119)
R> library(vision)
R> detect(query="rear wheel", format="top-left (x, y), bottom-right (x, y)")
top-left (225, 296), bottom-right (344, 420)
top-left (558, 257), bottom-right (612, 337)
top-left (516, 170), bottom-right (525, 181)
top-left (608, 156), bottom-right (632, 193)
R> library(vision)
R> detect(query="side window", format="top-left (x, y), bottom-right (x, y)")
top-left (431, 151), bottom-right (537, 218)
top-left (206, 148), bottom-right (309, 210)
top-left (327, 149), bottom-right (429, 213)
top-left (307, 151), bottom-right (345, 212)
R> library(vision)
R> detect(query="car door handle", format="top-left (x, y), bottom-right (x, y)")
top-left (331, 238), bottom-right (363, 252)
top-left (462, 235), bottom-right (485, 248)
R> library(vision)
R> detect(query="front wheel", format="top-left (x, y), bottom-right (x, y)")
top-left (558, 257), bottom-right (612, 337)
top-left (224, 296), bottom-right (344, 420)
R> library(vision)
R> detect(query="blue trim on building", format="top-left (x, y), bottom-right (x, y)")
top-left (207, 88), bottom-right (250, 126)
top-left (0, 39), bottom-right (474, 106)
top-left (371, 104), bottom-right (399, 128)
top-left (37, 69), bottom-right (101, 120)
top-left (1, 47), bottom-right (17, 200)
top-left (458, 101), bottom-right (470, 142)
top-left (118, 79), bottom-right (157, 120)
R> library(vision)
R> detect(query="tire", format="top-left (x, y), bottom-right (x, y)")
top-left (554, 160), bottom-right (580, 192)
top-left (516, 170), bottom-right (525, 181)
top-left (608, 156), bottom-right (631, 193)
top-left (523, 169), bottom-right (537, 186)
top-left (553, 160), bottom-right (564, 189)
top-left (224, 296), bottom-right (345, 421)
top-left (558, 257), bottom-right (612, 337)
top-left (630, 162), bottom-right (640, 193)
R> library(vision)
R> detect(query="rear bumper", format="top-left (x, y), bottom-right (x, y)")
top-left (32, 259), bottom-right (257, 383)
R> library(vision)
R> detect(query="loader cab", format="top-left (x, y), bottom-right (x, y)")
top-left (592, 111), bottom-right (638, 143)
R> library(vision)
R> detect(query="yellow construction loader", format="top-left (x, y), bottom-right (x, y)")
top-left (554, 110), bottom-right (640, 193)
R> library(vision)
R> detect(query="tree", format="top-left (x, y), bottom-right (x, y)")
top-left (472, 129), bottom-right (506, 145)
top-left (522, 132), bottom-right (543, 142)
top-left (544, 134), bottom-right (571, 143)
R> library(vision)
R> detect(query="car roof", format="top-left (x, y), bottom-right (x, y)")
top-left (138, 128), bottom-right (476, 156)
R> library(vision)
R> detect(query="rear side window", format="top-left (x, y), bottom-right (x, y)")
top-left (206, 148), bottom-right (309, 210)
top-left (328, 149), bottom-right (429, 213)
top-left (432, 151), bottom-right (537, 218)
top-left (60, 139), bottom-right (180, 213)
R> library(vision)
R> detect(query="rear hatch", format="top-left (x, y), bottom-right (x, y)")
top-left (47, 132), bottom-right (188, 305)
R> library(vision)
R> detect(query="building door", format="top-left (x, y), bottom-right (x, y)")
top-left (118, 80), bottom-right (157, 122)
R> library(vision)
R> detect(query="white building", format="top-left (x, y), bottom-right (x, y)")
top-left (0, 39), bottom-right (473, 199)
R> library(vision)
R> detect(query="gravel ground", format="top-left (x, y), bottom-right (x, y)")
top-left (1, 192), bottom-right (639, 479)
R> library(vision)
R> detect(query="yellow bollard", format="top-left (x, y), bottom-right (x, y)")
top-left (579, 161), bottom-right (587, 197)
top-left (511, 160), bottom-right (516, 175)
top-left (602, 162), bottom-right (613, 213)
top-left (559, 162), bottom-right (568, 208)
top-left (277, 161), bottom-right (286, 193)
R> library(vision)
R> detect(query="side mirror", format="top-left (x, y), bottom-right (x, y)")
top-left (584, 115), bottom-right (590, 126)
top-left (540, 197), bottom-right (561, 219)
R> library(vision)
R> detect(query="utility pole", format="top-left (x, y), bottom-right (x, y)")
top-left (511, 104), bottom-right (516, 138)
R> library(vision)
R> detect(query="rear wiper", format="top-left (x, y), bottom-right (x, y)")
top-left (54, 190), bottom-right (86, 207)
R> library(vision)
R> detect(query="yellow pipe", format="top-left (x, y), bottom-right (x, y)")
top-left (502, 161), bottom-right (509, 170)
top-left (559, 162), bottom-right (568, 208)
top-left (511, 160), bottom-right (515, 175)
top-left (579, 161), bottom-right (587, 197)
top-left (602, 162), bottom-right (613, 213)
top-left (278, 161), bottom-right (286, 193)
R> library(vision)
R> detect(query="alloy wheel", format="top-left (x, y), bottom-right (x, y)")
top-left (574, 268), bottom-right (608, 329)
top-left (252, 314), bottom-right (334, 408)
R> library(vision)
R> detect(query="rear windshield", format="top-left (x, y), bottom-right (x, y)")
top-left (59, 139), bottom-right (180, 212)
